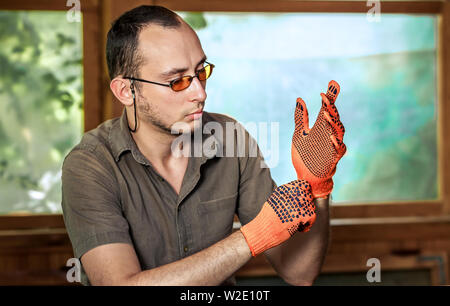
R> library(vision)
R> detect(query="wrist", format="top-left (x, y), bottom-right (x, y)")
top-left (310, 177), bottom-right (333, 199)
top-left (240, 202), bottom-right (290, 257)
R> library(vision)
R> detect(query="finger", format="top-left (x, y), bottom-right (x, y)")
top-left (294, 98), bottom-right (310, 135)
top-left (325, 80), bottom-right (340, 104)
top-left (321, 93), bottom-right (340, 120)
top-left (333, 118), bottom-right (345, 142)
top-left (339, 140), bottom-right (347, 157)
top-left (287, 179), bottom-right (312, 194)
top-left (331, 135), bottom-right (347, 158)
top-left (337, 141), bottom-right (347, 159)
top-left (324, 110), bottom-right (345, 141)
top-left (330, 134), bottom-right (339, 152)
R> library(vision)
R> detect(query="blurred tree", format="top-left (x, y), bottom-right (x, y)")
top-left (181, 12), bottom-right (207, 30)
top-left (0, 11), bottom-right (83, 214)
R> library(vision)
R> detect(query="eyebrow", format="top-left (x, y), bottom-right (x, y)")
top-left (160, 56), bottom-right (207, 78)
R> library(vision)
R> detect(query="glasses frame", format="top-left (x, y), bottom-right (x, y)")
top-left (124, 61), bottom-right (215, 92)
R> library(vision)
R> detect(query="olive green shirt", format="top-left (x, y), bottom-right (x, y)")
top-left (61, 109), bottom-right (276, 285)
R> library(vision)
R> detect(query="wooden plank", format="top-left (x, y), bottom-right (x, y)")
top-left (0, 0), bottom-right (99, 11)
top-left (82, 1), bottom-right (103, 131)
top-left (0, 229), bottom-right (70, 248)
top-left (155, 0), bottom-right (442, 14)
top-left (330, 217), bottom-right (450, 241)
top-left (0, 214), bottom-right (65, 230)
top-left (322, 253), bottom-right (440, 272)
top-left (331, 215), bottom-right (450, 226)
top-left (0, 271), bottom-right (79, 286)
top-left (331, 201), bottom-right (443, 219)
top-left (0, 245), bottom-right (73, 256)
top-left (440, 1), bottom-right (450, 214)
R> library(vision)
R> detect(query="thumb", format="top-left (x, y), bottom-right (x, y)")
top-left (294, 98), bottom-right (310, 135)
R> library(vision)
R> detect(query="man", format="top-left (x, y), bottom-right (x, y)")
top-left (61, 5), bottom-right (346, 286)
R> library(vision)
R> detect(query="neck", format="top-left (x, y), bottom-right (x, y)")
top-left (127, 110), bottom-right (191, 195)
top-left (126, 111), bottom-right (180, 166)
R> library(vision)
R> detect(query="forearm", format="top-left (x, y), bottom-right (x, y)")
top-left (124, 230), bottom-right (252, 286)
top-left (264, 197), bottom-right (330, 285)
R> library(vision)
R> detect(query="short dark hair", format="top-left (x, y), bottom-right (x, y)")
top-left (106, 5), bottom-right (182, 80)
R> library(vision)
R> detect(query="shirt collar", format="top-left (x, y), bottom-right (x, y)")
top-left (108, 108), bottom-right (221, 166)
top-left (107, 108), bottom-right (149, 165)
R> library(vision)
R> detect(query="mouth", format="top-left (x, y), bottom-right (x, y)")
top-left (187, 109), bottom-right (203, 115)
top-left (185, 108), bottom-right (204, 121)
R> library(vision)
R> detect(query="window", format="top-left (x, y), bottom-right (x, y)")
top-left (0, 11), bottom-right (83, 214)
top-left (180, 12), bottom-right (438, 204)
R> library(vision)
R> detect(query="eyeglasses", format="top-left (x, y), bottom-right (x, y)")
top-left (124, 61), bottom-right (215, 92)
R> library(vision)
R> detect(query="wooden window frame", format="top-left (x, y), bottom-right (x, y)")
top-left (0, 0), bottom-right (449, 230)
top-left (155, 0), bottom-right (450, 221)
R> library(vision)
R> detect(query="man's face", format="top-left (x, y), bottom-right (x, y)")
top-left (133, 22), bottom-right (207, 134)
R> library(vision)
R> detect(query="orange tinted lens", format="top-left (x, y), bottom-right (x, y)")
top-left (171, 76), bottom-right (192, 91)
top-left (198, 65), bottom-right (212, 81)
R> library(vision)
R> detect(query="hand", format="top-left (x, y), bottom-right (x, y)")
top-left (240, 180), bottom-right (316, 257)
top-left (291, 80), bottom-right (346, 198)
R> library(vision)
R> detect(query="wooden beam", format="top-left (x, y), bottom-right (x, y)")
top-left (331, 201), bottom-right (443, 218)
top-left (440, 1), bottom-right (450, 214)
top-left (0, 214), bottom-right (65, 230)
top-left (155, 0), bottom-right (443, 14)
top-left (330, 216), bottom-right (450, 241)
top-left (82, 1), bottom-right (103, 131)
top-left (0, 0), bottom-right (98, 11)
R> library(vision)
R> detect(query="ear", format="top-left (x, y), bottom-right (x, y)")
top-left (110, 77), bottom-right (134, 107)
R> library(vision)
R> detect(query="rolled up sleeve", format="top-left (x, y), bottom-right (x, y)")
top-left (235, 125), bottom-right (277, 226)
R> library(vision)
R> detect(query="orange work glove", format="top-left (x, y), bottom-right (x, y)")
top-left (240, 180), bottom-right (316, 257)
top-left (291, 80), bottom-right (347, 199)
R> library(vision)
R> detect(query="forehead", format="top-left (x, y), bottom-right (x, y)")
top-left (137, 23), bottom-right (205, 73)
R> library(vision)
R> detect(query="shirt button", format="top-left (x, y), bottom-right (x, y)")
top-left (184, 246), bottom-right (188, 252)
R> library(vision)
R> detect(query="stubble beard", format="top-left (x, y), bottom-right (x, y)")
top-left (137, 95), bottom-right (204, 136)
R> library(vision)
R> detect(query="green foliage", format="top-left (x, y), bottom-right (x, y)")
top-left (182, 12), bottom-right (207, 30)
top-left (0, 11), bottom-right (83, 214)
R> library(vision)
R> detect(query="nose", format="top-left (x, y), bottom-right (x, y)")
top-left (187, 76), bottom-right (207, 103)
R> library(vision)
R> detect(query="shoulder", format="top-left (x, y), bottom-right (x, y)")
top-left (74, 117), bottom-right (119, 153)
top-left (202, 111), bottom-right (239, 126)
top-left (202, 111), bottom-right (250, 136)
top-left (62, 117), bottom-right (120, 171)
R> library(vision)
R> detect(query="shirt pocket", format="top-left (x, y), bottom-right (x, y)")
top-left (197, 192), bottom-right (238, 247)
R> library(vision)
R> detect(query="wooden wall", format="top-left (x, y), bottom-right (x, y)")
top-left (2, 216), bottom-right (450, 285)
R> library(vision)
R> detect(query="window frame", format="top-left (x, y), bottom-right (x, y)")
top-left (0, 0), bottom-right (448, 229)
top-left (156, 0), bottom-right (450, 220)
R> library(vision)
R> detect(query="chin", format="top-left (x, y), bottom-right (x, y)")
top-left (191, 118), bottom-right (203, 133)
top-left (169, 117), bottom-right (202, 135)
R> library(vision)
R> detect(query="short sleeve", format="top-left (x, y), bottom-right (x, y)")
top-left (61, 146), bottom-right (132, 259)
top-left (235, 124), bottom-right (277, 226)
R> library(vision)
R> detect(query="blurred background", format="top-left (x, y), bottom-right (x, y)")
top-left (0, 0), bottom-right (449, 286)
